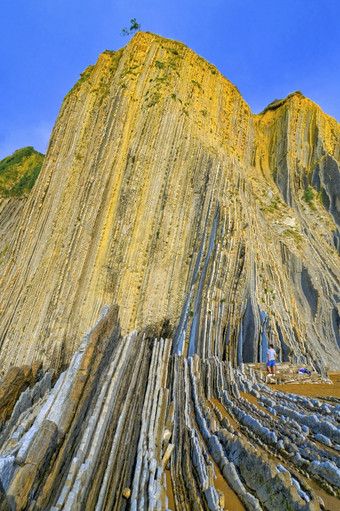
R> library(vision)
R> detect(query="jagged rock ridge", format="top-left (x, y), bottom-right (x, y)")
top-left (0, 32), bottom-right (339, 374)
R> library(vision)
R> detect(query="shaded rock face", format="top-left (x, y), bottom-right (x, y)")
top-left (254, 92), bottom-right (340, 250)
top-left (0, 309), bottom-right (339, 510)
top-left (0, 32), bottom-right (339, 373)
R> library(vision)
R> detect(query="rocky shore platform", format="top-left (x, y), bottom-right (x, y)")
top-left (0, 309), bottom-right (339, 510)
top-left (244, 363), bottom-right (332, 386)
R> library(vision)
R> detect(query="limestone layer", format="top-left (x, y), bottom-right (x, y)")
top-left (0, 32), bottom-right (339, 371)
top-left (0, 309), bottom-right (339, 510)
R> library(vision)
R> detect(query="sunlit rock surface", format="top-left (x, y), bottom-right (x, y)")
top-left (0, 308), bottom-right (339, 510)
top-left (0, 32), bottom-right (339, 508)
top-left (0, 147), bottom-right (44, 272)
top-left (0, 32), bottom-right (339, 372)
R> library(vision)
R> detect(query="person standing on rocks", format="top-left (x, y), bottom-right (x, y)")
top-left (267, 344), bottom-right (278, 375)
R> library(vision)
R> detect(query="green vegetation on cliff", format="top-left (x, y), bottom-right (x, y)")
top-left (0, 147), bottom-right (44, 197)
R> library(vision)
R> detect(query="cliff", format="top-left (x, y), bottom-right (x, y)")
top-left (0, 32), bottom-right (338, 373)
top-left (0, 31), bottom-right (339, 510)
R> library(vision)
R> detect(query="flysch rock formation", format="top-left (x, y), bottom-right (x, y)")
top-left (0, 147), bottom-right (44, 272)
top-left (0, 308), bottom-right (339, 510)
top-left (0, 31), bottom-right (339, 508)
top-left (0, 198), bottom-right (24, 266)
top-left (0, 32), bottom-right (339, 373)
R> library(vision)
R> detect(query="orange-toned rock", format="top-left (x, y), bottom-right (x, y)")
top-left (0, 362), bottom-right (42, 427)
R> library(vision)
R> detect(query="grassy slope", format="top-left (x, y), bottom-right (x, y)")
top-left (0, 147), bottom-right (44, 197)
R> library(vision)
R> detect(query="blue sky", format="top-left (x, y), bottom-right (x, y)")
top-left (1, 0), bottom-right (339, 159)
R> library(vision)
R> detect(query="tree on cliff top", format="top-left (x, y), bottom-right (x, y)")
top-left (121, 18), bottom-right (141, 36)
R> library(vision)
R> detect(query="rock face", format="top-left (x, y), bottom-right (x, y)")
top-left (0, 361), bottom-right (42, 427)
top-left (0, 308), bottom-right (339, 510)
top-left (0, 31), bottom-right (339, 374)
top-left (0, 31), bottom-right (339, 510)
top-left (0, 147), bottom-right (44, 271)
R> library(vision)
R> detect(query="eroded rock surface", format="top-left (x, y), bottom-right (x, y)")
top-left (0, 147), bottom-right (45, 271)
top-left (0, 362), bottom-right (42, 428)
top-left (0, 32), bottom-right (338, 372)
top-left (0, 308), bottom-right (339, 510)
top-left (0, 32), bottom-right (339, 508)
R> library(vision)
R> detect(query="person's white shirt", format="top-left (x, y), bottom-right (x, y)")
top-left (267, 348), bottom-right (276, 361)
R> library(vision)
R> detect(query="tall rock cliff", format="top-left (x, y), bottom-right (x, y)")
top-left (0, 32), bottom-right (339, 372)
top-left (0, 32), bottom-right (339, 511)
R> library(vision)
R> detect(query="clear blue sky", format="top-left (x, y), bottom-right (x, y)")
top-left (1, 0), bottom-right (339, 159)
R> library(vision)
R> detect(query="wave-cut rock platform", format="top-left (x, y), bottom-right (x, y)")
top-left (0, 308), bottom-right (339, 510)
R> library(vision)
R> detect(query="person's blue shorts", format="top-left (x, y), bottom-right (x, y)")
top-left (268, 360), bottom-right (276, 367)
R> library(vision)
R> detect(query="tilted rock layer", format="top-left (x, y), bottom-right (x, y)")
top-left (0, 309), bottom-right (339, 510)
top-left (0, 32), bottom-right (339, 372)
top-left (0, 147), bottom-right (44, 271)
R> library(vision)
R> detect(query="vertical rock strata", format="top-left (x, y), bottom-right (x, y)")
top-left (0, 31), bottom-right (339, 373)
top-left (0, 147), bottom-right (45, 271)
top-left (0, 198), bottom-right (25, 268)
top-left (0, 309), bottom-right (339, 509)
